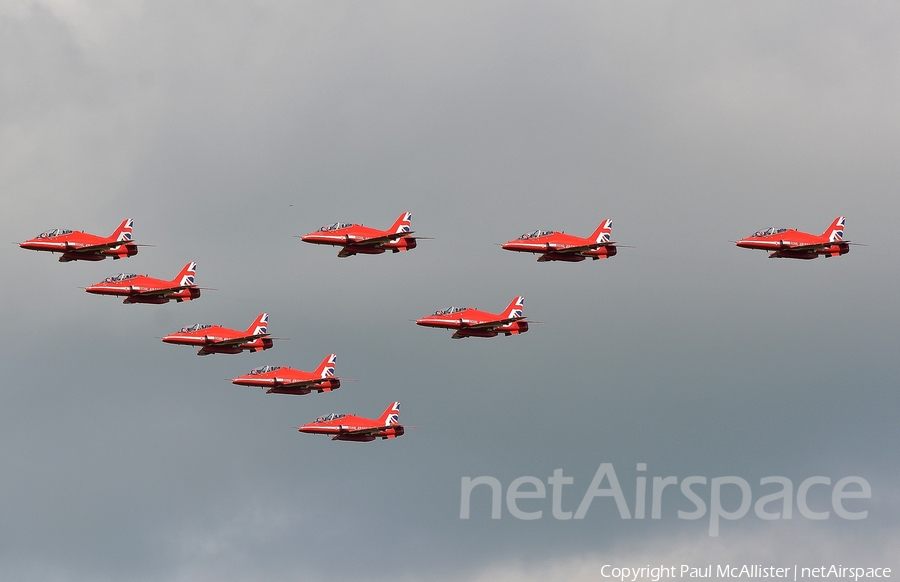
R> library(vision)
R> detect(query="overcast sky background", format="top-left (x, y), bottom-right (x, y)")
top-left (1, 2), bottom-right (899, 580)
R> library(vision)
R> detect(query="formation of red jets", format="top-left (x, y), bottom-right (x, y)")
top-left (20, 214), bottom-right (854, 441)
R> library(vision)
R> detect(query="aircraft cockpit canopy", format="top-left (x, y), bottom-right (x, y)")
top-left (181, 323), bottom-right (213, 333)
top-left (104, 273), bottom-right (138, 283)
top-left (250, 365), bottom-right (281, 375)
top-left (316, 412), bottom-right (346, 423)
top-left (319, 222), bottom-right (353, 232)
top-left (434, 306), bottom-right (468, 316)
top-left (518, 229), bottom-right (554, 239)
top-left (37, 228), bottom-right (73, 238)
top-left (752, 227), bottom-right (789, 237)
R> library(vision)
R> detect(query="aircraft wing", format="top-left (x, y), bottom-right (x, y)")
top-left (346, 231), bottom-right (416, 246)
top-left (64, 240), bottom-right (135, 254)
top-left (550, 241), bottom-right (617, 254)
top-left (341, 426), bottom-right (393, 436)
top-left (271, 377), bottom-right (324, 389)
top-left (462, 316), bottom-right (526, 330)
top-left (208, 333), bottom-right (269, 347)
top-left (130, 285), bottom-right (193, 298)
top-left (785, 240), bottom-right (850, 251)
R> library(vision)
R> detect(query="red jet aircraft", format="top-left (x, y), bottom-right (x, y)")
top-left (162, 313), bottom-right (272, 355)
top-left (501, 219), bottom-right (616, 262)
top-left (231, 354), bottom-right (340, 394)
top-left (736, 217), bottom-right (849, 259)
top-left (19, 218), bottom-right (139, 262)
top-left (416, 296), bottom-right (528, 339)
top-left (85, 262), bottom-right (200, 304)
top-left (300, 212), bottom-right (418, 257)
top-left (298, 402), bottom-right (403, 442)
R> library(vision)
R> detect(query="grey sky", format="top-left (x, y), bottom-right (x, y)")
top-left (1, 2), bottom-right (899, 580)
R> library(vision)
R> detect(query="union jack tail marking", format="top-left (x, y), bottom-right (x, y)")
top-left (503, 296), bottom-right (525, 320)
top-left (389, 212), bottom-right (413, 234)
top-left (823, 216), bottom-right (846, 242)
top-left (315, 354), bottom-right (337, 378)
top-left (590, 219), bottom-right (613, 244)
top-left (247, 313), bottom-right (268, 335)
top-left (111, 218), bottom-right (134, 242)
top-left (175, 262), bottom-right (197, 287)
top-left (378, 401), bottom-right (401, 426)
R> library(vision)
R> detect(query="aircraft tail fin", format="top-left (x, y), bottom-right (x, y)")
top-left (589, 219), bottom-right (613, 244)
top-left (314, 354), bottom-right (337, 378)
top-left (174, 262), bottom-right (197, 287)
top-left (503, 296), bottom-right (525, 320)
top-left (822, 216), bottom-right (846, 242)
top-left (246, 313), bottom-right (269, 336)
top-left (389, 212), bottom-right (413, 234)
top-left (378, 402), bottom-right (402, 426)
top-left (110, 218), bottom-right (134, 242)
